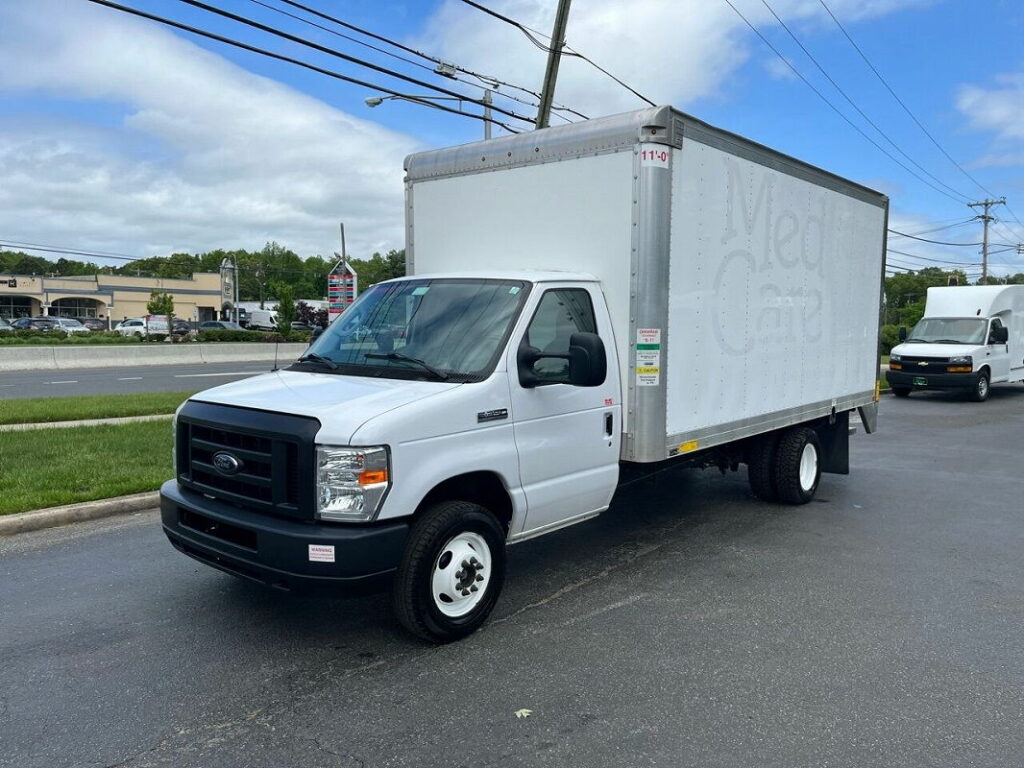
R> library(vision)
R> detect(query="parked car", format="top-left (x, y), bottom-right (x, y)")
top-left (115, 317), bottom-right (170, 336)
top-left (0, 317), bottom-right (12, 332)
top-left (198, 321), bottom-right (247, 331)
top-left (11, 317), bottom-right (58, 331)
top-left (171, 319), bottom-right (192, 336)
top-left (77, 318), bottom-right (108, 331)
top-left (289, 320), bottom-right (313, 331)
top-left (53, 317), bottom-right (91, 334)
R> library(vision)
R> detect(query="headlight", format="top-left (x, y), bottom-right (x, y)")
top-left (949, 355), bottom-right (973, 365)
top-left (889, 353), bottom-right (901, 363)
top-left (316, 445), bottom-right (390, 522)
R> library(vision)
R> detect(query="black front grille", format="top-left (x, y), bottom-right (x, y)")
top-left (176, 401), bottom-right (320, 520)
top-left (899, 356), bottom-right (950, 374)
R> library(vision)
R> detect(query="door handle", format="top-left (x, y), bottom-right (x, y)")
top-left (604, 412), bottom-right (614, 437)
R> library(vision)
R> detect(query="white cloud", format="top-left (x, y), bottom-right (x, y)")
top-left (419, 0), bottom-right (933, 118)
top-left (0, 0), bottom-right (421, 263)
top-left (957, 71), bottom-right (1024, 145)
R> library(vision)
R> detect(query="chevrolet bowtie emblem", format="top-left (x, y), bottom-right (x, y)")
top-left (918, 362), bottom-right (928, 366)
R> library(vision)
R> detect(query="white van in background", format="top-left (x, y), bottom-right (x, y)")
top-left (887, 285), bottom-right (1024, 401)
top-left (247, 308), bottom-right (278, 331)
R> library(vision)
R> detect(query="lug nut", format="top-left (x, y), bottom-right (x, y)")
top-left (470, 585), bottom-right (478, 593)
top-left (475, 574), bottom-right (484, 582)
top-left (462, 560), bottom-right (470, 569)
top-left (461, 588), bottom-right (470, 596)
top-left (455, 570), bottom-right (465, 580)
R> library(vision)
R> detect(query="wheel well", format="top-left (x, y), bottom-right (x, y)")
top-left (978, 365), bottom-right (990, 377)
top-left (415, 471), bottom-right (514, 534)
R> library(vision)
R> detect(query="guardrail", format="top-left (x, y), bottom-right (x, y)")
top-left (0, 342), bottom-right (309, 372)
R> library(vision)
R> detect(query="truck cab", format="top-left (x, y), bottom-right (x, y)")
top-left (162, 272), bottom-right (619, 641)
top-left (887, 286), bottom-right (1024, 401)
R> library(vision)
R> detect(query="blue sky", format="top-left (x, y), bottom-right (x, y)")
top-left (0, 0), bottom-right (1021, 278)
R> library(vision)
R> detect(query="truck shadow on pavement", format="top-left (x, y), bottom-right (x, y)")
top-left (184, 464), bottom-right (807, 648)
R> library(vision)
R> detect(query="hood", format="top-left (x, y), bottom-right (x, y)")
top-left (190, 370), bottom-right (461, 444)
top-left (891, 342), bottom-right (982, 358)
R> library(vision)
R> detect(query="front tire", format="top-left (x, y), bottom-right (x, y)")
top-left (892, 387), bottom-right (911, 398)
top-left (392, 501), bottom-right (506, 643)
top-left (773, 427), bottom-right (822, 505)
top-left (969, 371), bottom-right (990, 402)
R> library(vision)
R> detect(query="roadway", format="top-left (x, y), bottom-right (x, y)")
top-left (2, 386), bottom-right (1024, 767)
top-left (0, 361), bottom-right (278, 398)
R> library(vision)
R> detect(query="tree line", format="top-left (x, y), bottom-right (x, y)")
top-left (0, 243), bottom-right (406, 302)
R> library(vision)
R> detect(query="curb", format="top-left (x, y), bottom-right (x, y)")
top-left (0, 491), bottom-right (160, 537)
top-left (0, 414), bottom-right (173, 432)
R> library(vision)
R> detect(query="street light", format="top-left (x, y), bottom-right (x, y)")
top-left (364, 90), bottom-right (494, 140)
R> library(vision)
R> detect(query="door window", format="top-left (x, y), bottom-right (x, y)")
top-left (989, 318), bottom-right (1004, 344)
top-left (523, 289), bottom-right (597, 384)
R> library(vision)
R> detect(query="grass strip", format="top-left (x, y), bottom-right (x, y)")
top-left (0, 391), bottom-right (197, 425)
top-left (0, 420), bottom-right (173, 515)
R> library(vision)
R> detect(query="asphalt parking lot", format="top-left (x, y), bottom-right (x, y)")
top-left (2, 386), bottom-right (1023, 768)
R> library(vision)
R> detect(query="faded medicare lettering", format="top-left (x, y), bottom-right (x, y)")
top-left (713, 157), bottom-right (832, 355)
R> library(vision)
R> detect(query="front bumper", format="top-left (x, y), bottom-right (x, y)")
top-left (160, 480), bottom-right (409, 594)
top-left (886, 369), bottom-right (977, 391)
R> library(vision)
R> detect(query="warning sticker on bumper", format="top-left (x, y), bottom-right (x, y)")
top-left (308, 544), bottom-right (336, 563)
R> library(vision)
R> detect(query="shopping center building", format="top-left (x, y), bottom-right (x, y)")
top-left (0, 272), bottom-right (225, 325)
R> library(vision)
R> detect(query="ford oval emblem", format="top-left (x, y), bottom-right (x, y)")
top-left (212, 451), bottom-right (243, 475)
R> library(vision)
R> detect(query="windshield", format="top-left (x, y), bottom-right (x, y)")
top-left (906, 317), bottom-right (986, 345)
top-left (61, 319), bottom-right (84, 328)
top-left (295, 278), bottom-right (530, 381)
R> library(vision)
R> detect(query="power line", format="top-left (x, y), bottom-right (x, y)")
top-left (171, 0), bottom-right (535, 125)
top-left (719, 0), bottom-right (969, 205)
top-left (817, 0), bottom-right (996, 200)
top-left (458, 0), bottom-right (656, 108)
top-left (889, 219), bottom-right (975, 239)
top-left (759, 0), bottom-right (970, 202)
top-left (251, 0), bottom-right (588, 119)
top-left (887, 229), bottom-right (983, 247)
top-left (86, 0), bottom-right (524, 133)
top-left (885, 248), bottom-right (979, 266)
top-left (0, 240), bottom-right (140, 262)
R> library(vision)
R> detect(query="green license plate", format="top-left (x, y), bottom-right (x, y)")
top-left (913, 376), bottom-right (927, 386)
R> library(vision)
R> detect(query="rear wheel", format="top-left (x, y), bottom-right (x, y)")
top-left (892, 387), bottom-right (911, 398)
top-left (392, 500), bottom-right (506, 643)
top-left (747, 434), bottom-right (780, 502)
top-left (969, 371), bottom-right (990, 402)
top-left (773, 427), bottom-right (822, 505)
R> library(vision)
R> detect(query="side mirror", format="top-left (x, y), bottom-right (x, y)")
top-left (517, 332), bottom-right (607, 388)
top-left (566, 332), bottom-right (606, 387)
top-left (993, 326), bottom-right (1009, 344)
top-left (898, 326), bottom-right (907, 342)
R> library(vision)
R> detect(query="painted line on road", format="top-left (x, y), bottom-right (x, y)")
top-left (49, 380), bottom-right (79, 385)
top-left (118, 377), bottom-right (144, 381)
top-left (173, 371), bottom-right (262, 378)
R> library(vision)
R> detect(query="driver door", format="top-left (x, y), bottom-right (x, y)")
top-left (508, 285), bottom-right (620, 537)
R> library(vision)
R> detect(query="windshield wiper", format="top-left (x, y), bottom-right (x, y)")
top-left (295, 353), bottom-right (338, 370)
top-left (364, 351), bottom-right (449, 380)
top-left (933, 339), bottom-right (963, 345)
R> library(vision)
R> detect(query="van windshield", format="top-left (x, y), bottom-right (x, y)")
top-left (906, 317), bottom-right (986, 345)
top-left (294, 278), bottom-right (531, 381)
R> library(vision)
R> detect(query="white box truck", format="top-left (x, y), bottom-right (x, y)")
top-left (160, 106), bottom-right (887, 641)
top-left (886, 285), bottom-right (1024, 400)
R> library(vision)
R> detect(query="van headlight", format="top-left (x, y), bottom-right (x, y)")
top-left (949, 355), bottom-right (972, 365)
top-left (316, 446), bottom-right (390, 522)
top-left (888, 353), bottom-right (901, 364)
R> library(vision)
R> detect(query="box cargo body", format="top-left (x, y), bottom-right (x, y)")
top-left (405, 106), bottom-right (887, 462)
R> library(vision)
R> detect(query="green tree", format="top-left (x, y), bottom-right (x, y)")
top-left (275, 284), bottom-right (296, 334)
top-left (348, 249), bottom-right (405, 289)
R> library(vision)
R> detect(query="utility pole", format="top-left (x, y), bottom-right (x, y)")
top-left (968, 197), bottom-right (1005, 283)
top-left (535, 0), bottom-right (572, 129)
top-left (483, 89), bottom-right (493, 140)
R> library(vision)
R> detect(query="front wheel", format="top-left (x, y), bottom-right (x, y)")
top-left (969, 371), bottom-right (990, 402)
top-left (773, 427), bottom-right (822, 505)
top-left (892, 387), bottom-right (911, 398)
top-left (392, 501), bottom-right (506, 643)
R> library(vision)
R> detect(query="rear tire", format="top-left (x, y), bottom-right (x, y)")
top-left (773, 427), bottom-right (822, 505)
top-left (969, 371), bottom-right (990, 402)
top-left (892, 387), bottom-right (911, 398)
top-left (747, 434), bottom-right (780, 502)
top-left (392, 500), bottom-right (506, 643)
